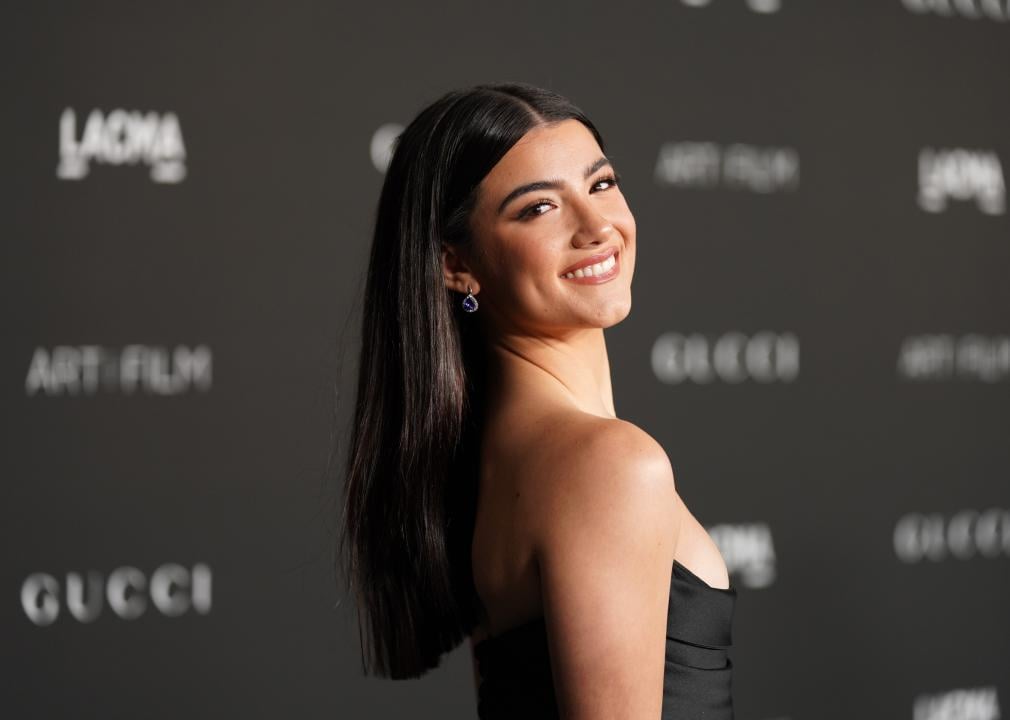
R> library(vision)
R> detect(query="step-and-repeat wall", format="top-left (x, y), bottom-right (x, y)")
top-left (4, 2), bottom-right (1008, 718)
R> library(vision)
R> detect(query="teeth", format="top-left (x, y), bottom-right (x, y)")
top-left (564, 253), bottom-right (616, 279)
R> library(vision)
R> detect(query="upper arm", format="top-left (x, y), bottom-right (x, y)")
top-left (531, 421), bottom-right (682, 720)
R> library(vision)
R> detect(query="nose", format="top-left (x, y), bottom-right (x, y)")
top-left (570, 201), bottom-right (616, 248)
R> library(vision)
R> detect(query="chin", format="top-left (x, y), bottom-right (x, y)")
top-left (595, 294), bottom-right (633, 329)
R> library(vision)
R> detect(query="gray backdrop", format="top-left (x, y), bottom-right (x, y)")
top-left (3, 2), bottom-right (1008, 719)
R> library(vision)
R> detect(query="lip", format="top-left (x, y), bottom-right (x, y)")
top-left (559, 247), bottom-right (620, 285)
top-left (559, 246), bottom-right (619, 276)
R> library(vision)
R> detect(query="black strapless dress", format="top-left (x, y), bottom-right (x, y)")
top-left (472, 559), bottom-right (737, 719)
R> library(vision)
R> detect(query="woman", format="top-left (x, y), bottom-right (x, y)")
top-left (339, 82), bottom-right (737, 719)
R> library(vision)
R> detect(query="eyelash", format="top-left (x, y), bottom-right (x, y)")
top-left (518, 172), bottom-right (622, 220)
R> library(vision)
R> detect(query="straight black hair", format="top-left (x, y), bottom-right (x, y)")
top-left (338, 82), bottom-right (605, 679)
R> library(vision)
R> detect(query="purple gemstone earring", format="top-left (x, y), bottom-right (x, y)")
top-left (462, 284), bottom-right (479, 313)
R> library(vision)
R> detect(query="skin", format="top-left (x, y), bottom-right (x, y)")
top-left (441, 119), bottom-right (730, 719)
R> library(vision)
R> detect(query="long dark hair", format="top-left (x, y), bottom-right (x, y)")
top-left (338, 82), bottom-right (605, 679)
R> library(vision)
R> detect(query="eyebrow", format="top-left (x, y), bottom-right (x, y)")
top-left (496, 155), bottom-right (612, 215)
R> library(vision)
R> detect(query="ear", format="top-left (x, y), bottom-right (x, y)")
top-left (441, 242), bottom-right (480, 295)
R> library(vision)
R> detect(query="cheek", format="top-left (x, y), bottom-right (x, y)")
top-left (597, 193), bottom-right (635, 242)
top-left (495, 229), bottom-right (557, 276)
top-left (615, 201), bottom-right (636, 239)
top-left (614, 210), bottom-right (637, 272)
top-left (502, 245), bottom-right (569, 311)
top-left (513, 246), bottom-right (558, 286)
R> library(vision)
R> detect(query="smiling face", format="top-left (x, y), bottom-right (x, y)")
top-left (443, 118), bottom-right (637, 338)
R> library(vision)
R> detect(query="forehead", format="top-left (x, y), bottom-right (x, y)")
top-left (481, 118), bottom-right (602, 191)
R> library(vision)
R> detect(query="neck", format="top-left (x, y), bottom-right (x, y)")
top-left (481, 325), bottom-right (617, 420)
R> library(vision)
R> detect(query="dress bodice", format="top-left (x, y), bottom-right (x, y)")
top-left (472, 559), bottom-right (737, 719)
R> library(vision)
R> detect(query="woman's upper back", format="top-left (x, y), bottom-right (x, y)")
top-left (472, 405), bottom-right (679, 623)
top-left (471, 402), bottom-right (695, 718)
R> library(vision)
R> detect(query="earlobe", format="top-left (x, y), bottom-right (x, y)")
top-left (441, 243), bottom-right (479, 296)
top-left (443, 273), bottom-right (480, 297)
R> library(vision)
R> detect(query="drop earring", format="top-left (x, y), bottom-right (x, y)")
top-left (462, 284), bottom-right (479, 313)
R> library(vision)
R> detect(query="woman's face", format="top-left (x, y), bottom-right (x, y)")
top-left (447, 118), bottom-right (636, 336)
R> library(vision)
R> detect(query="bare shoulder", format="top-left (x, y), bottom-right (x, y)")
top-left (523, 414), bottom-right (681, 554)
top-left (523, 413), bottom-right (683, 719)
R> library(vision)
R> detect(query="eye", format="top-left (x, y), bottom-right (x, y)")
top-left (518, 199), bottom-right (555, 220)
top-left (516, 172), bottom-right (623, 221)
top-left (591, 172), bottom-right (621, 192)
